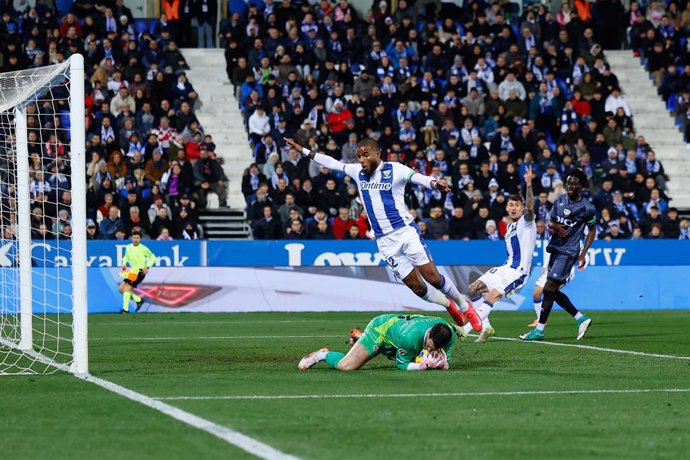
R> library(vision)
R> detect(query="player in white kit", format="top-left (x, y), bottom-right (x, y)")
top-left (462, 166), bottom-right (537, 341)
top-left (284, 137), bottom-right (482, 331)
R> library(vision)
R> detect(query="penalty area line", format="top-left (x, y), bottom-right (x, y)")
top-left (155, 388), bottom-right (690, 401)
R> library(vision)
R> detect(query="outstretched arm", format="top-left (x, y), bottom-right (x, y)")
top-left (523, 165), bottom-right (535, 222)
top-left (408, 171), bottom-right (452, 192)
top-left (284, 137), bottom-right (352, 176)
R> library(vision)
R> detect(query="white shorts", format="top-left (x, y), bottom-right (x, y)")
top-left (535, 267), bottom-right (575, 289)
top-left (477, 265), bottom-right (529, 296)
top-left (378, 224), bottom-right (432, 279)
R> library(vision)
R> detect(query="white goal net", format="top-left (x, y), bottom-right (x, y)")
top-left (0, 55), bottom-right (87, 375)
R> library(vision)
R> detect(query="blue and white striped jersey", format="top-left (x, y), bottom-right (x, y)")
top-left (503, 216), bottom-right (537, 272)
top-left (341, 161), bottom-right (416, 238)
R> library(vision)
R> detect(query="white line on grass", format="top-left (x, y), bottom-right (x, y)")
top-left (75, 373), bottom-right (300, 460)
top-left (1, 339), bottom-right (301, 460)
top-left (93, 319), bottom-right (356, 326)
top-left (89, 334), bottom-right (337, 341)
top-left (156, 388), bottom-right (690, 401)
top-left (483, 335), bottom-right (690, 361)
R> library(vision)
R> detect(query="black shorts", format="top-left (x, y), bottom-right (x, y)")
top-left (124, 271), bottom-right (146, 288)
top-left (547, 253), bottom-right (578, 284)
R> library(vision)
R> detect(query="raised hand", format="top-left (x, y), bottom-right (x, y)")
top-left (284, 137), bottom-right (304, 152)
top-left (434, 178), bottom-right (452, 192)
top-left (524, 164), bottom-right (535, 184)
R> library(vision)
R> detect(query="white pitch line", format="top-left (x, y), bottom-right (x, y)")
top-left (75, 373), bottom-right (300, 460)
top-left (2, 339), bottom-right (300, 460)
top-left (89, 335), bottom-right (338, 341)
top-left (156, 388), bottom-right (690, 401)
top-left (92, 319), bottom-right (359, 326)
top-left (484, 335), bottom-right (690, 361)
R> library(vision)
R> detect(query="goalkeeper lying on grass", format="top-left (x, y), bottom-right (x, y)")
top-left (298, 314), bottom-right (457, 371)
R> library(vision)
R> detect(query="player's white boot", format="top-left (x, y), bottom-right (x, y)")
top-left (298, 347), bottom-right (330, 370)
top-left (475, 327), bottom-right (495, 343)
top-left (576, 316), bottom-right (592, 340)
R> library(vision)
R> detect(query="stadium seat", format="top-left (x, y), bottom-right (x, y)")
top-left (134, 19), bottom-right (148, 37)
top-left (55, 0), bottom-right (74, 17)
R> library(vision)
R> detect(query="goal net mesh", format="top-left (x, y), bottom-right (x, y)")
top-left (0, 60), bottom-right (85, 375)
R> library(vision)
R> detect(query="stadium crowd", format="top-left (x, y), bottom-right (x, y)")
top-left (232, 0), bottom-right (689, 241)
top-left (0, 0), bottom-right (223, 241)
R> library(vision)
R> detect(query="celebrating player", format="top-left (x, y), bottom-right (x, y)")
top-left (521, 169), bottom-right (595, 341)
top-left (284, 136), bottom-right (481, 331)
top-left (298, 314), bottom-right (456, 371)
top-left (119, 230), bottom-right (156, 313)
top-left (461, 165), bottom-right (537, 342)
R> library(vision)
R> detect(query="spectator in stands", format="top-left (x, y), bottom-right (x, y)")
top-left (254, 205), bottom-right (282, 239)
top-left (86, 219), bottom-right (101, 240)
top-left (193, 147), bottom-right (227, 208)
top-left (426, 206), bottom-right (449, 240)
top-left (332, 207), bottom-right (356, 240)
top-left (285, 218), bottom-right (307, 240)
top-left (99, 205), bottom-right (123, 239)
top-left (310, 219), bottom-right (335, 239)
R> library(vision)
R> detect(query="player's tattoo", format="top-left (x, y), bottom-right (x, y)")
top-left (524, 180), bottom-right (535, 222)
top-left (468, 280), bottom-right (489, 298)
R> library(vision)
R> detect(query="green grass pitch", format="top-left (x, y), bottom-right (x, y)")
top-left (2, 310), bottom-right (690, 459)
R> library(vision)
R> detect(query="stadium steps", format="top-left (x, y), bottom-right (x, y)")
top-left (181, 48), bottom-right (252, 212)
top-left (198, 208), bottom-right (252, 239)
top-left (607, 50), bottom-right (690, 210)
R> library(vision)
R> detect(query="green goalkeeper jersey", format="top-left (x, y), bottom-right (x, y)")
top-left (122, 243), bottom-right (156, 271)
top-left (360, 314), bottom-right (456, 370)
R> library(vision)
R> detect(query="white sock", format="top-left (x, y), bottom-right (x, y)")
top-left (422, 285), bottom-right (451, 308)
top-left (536, 323), bottom-right (546, 331)
top-left (438, 275), bottom-right (467, 312)
top-left (533, 300), bottom-right (542, 319)
top-left (574, 312), bottom-right (583, 320)
top-left (478, 303), bottom-right (493, 329)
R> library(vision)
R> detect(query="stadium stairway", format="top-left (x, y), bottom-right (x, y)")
top-left (607, 50), bottom-right (690, 210)
top-left (181, 48), bottom-right (252, 212)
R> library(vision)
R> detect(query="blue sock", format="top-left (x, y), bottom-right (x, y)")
top-left (325, 351), bottom-right (345, 369)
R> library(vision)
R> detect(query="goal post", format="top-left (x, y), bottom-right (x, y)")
top-left (0, 54), bottom-right (88, 375)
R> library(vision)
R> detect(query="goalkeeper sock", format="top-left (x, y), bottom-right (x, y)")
top-left (131, 293), bottom-right (142, 303)
top-left (438, 275), bottom-right (467, 312)
top-left (421, 285), bottom-right (451, 308)
top-left (325, 351), bottom-right (345, 369)
top-left (122, 291), bottom-right (131, 312)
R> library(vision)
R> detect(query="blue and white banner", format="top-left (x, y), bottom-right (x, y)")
top-left (206, 240), bottom-right (686, 267)
top-left (0, 239), bottom-right (687, 268)
top-left (0, 240), bottom-right (202, 268)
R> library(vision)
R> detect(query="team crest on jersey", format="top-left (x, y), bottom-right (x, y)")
top-left (382, 170), bottom-right (392, 179)
top-left (563, 208), bottom-right (571, 216)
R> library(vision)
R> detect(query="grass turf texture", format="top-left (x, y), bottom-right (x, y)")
top-left (2, 310), bottom-right (690, 460)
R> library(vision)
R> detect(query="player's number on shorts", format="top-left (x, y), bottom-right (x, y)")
top-left (387, 257), bottom-right (398, 269)
top-left (489, 268), bottom-right (498, 274)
